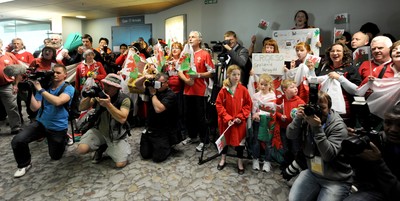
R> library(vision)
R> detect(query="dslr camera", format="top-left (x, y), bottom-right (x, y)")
top-left (82, 86), bottom-right (107, 98)
top-left (341, 128), bottom-right (383, 156)
top-left (144, 79), bottom-right (162, 89)
top-left (303, 77), bottom-right (322, 117)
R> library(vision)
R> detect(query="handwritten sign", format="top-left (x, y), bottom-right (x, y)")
top-left (252, 53), bottom-right (285, 75)
top-left (272, 28), bottom-right (320, 61)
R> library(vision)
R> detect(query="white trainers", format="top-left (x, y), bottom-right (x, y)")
top-left (14, 164), bottom-right (32, 178)
top-left (262, 161), bottom-right (272, 173)
top-left (196, 142), bottom-right (209, 152)
top-left (67, 137), bottom-right (74, 146)
top-left (182, 137), bottom-right (199, 145)
top-left (252, 159), bottom-right (260, 171)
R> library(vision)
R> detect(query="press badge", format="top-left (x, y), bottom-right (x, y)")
top-left (310, 156), bottom-right (324, 175)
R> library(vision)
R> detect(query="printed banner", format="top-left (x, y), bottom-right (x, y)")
top-left (272, 28), bottom-right (320, 61)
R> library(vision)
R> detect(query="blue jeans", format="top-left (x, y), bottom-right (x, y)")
top-left (289, 169), bottom-right (351, 201)
top-left (251, 121), bottom-right (272, 161)
top-left (344, 190), bottom-right (385, 201)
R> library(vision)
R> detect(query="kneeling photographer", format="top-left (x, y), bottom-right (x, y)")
top-left (286, 91), bottom-right (352, 201)
top-left (342, 103), bottom-right (400, 201)
top-left (135, 73), bottom-right (178, 162)
top-left (11, 64), bottom-right (74, 178)
top-left (76, 73), bottom-right (132, 168)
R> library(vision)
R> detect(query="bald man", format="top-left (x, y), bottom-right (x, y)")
top-left (351, 31), bottom-right (369, 50)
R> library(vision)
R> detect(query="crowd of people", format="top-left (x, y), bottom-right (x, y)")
top-left (1, 9), bottom-right (399, 201)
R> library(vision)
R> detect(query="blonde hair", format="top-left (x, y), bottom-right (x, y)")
top-left (258, 73), bottom-right (274, 92)
top-left (281, 79), bottom-right (296, 90)
top-left (223, 65), bottom-right (241, 87)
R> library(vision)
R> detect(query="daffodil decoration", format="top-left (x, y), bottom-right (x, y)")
top-left (87, 71), bottom-right (95, 77)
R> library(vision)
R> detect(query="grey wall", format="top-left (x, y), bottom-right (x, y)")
top-left (85, 0), bottom-right (400, 54)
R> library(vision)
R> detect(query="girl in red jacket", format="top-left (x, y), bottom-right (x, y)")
top-left (215, 65), bottom-right (252, 175)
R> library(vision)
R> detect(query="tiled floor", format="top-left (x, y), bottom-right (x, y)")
top-left (0, 113), bottom-right (290, 200)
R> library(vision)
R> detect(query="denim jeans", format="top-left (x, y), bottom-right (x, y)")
top-left (289, 169), bottom-right (351, 201)
top-left (251, 121), bottom-right (272, 161)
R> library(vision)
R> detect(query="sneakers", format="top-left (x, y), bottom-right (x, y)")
top-left (181, 137), bottom-right (199, 145)
top-left (195, 142), bottom-right (209, 152)
top-left (14, 164), bottom-right (32, 178)
top-left (252, 159), bottom-right (260, 171)
top-left (92, 149), bottom-right (103, 164)
top-left (262, 161), bottom-right (272, 173)
top-left (67, 137), bottom-right (74, 146)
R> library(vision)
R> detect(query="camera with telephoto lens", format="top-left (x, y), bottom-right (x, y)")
top-left (303, 77), bottom-right (322, 117)
top-left (144, 79), bottom-right (162, 89)
top-left (341, 128), bottom-right (383, 156)
top-left (281, 152), bottom-right (307, 181)
top-left (82, 86), bottom-right (107, 98)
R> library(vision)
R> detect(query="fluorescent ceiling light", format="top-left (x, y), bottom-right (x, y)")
top-left (76, 16), bottom-right (86, 19)
top-left (0, 0), bottom-right (14, 3)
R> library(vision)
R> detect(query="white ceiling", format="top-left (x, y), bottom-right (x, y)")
top-left (0, 0), bottom-right (191, 21)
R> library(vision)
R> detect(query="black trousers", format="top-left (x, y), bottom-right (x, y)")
top-left (140, 130), bottom-right (171, 163)
top-left (184, 95), bottom-right (208, 143)
top-left (11, 121), bottom-right (67, 168)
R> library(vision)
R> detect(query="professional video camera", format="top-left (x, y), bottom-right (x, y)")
top-left (304, 77), bottom-right (322, 117)
top-left (19, 68), bottom-right (54, 90)
top-left (210, 40), bottom-right (230, 53)
top-left (144, 79), bottom-right (162, 89)
top-left (82, 86), bottom-right (107, 99)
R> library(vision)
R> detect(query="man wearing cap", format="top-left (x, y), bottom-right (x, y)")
top-left (11, 64), bottom-right (75, 178)
top-left (77, 73), bottom-right (132, 168)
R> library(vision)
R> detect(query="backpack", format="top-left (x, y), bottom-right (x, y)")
top-left (57, 82), bottom-right (81, 120)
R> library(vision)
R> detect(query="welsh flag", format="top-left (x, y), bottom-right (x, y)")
top-left (177, 44), bottom-right (196, 73)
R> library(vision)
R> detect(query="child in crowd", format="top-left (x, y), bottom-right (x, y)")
top-left (276, 79), bottom-right (305, 169)
top-left (251, 73), bottom-right (281, 172)
top-left (215, 65), bottom-right (252, 175)
top-left (290, 42), bottom-right (312, 69)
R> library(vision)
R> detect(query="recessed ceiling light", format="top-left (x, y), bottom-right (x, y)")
top-left (0, 0), bottom-right (14, 4)
top-left (76, 16), bottom-right (86, 19)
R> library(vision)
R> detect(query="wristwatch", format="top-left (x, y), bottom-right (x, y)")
top-left (197, 74), bottom-right (201, 78)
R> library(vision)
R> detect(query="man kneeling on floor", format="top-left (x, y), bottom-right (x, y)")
top-left (135, 72), bottom-right (178, 162)
top-left (76, 73), bottom-right (131, 168)
top-left (11, 64), bottom-right (74, 178)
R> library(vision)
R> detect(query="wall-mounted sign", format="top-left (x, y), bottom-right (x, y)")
top-left (118, 15), bottom-right (145, 25)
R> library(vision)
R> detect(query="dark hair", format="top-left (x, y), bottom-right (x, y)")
top-left (342, 31), bottom-right (352, 42)
top-left (99, 37), bottom-right (109, 45)
top-left (360, 22), bottom-right (380, 37)
top-left (262, 37), bottom-right (272, 46)
top-left (41, 46), bottom-right (56, 60)
top-left (294, 10), bottom-right (309, 28)
top-left (383, 33), bottom-right (397, 43)
top-left (224, 30), bottom-right (237, 38)
top-left (155, 72), bottom-right (169, 81)
top-left (120, 43), bottom-right (128, 49)
top-left (324, 42), bottom-right (352, 67)
top-left (82, 34), bottom-right (93, 43)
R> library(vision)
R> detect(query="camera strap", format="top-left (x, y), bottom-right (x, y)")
top-left (377, 64), bottom-right (388, 79)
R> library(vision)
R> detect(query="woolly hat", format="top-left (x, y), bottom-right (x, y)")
top-left (101, 73), bottom-right (121, 88)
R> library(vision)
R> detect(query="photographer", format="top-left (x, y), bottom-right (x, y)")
top-left (11, 64), bottom-right (74, 178)
top-left (343, 103), bottom-right (400, 201)
top-left (76, 73), bottom-right (131, 168)
top-left (286, 91), bottom-right (352, 201)
top-left (223, 31), bottom-right (252, 87)
top-left (135, 72), bottom-right (178, 162)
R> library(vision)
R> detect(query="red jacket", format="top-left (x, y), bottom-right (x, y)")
top-left (276, 95), bottom-right (305, 128)
top-left (216, 84), bottom-right (252, 146)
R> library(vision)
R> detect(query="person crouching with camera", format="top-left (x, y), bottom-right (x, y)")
top-left (134, 72), bottom-right (178, 162)
top-left (342, 103), bottom-right (400, 201)
top-left (11, 64), bottom-right (75, 178)
top-left (76, 73), bottom-right (132, 168)
top-left (286, 91), bottom-right (352, 201)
